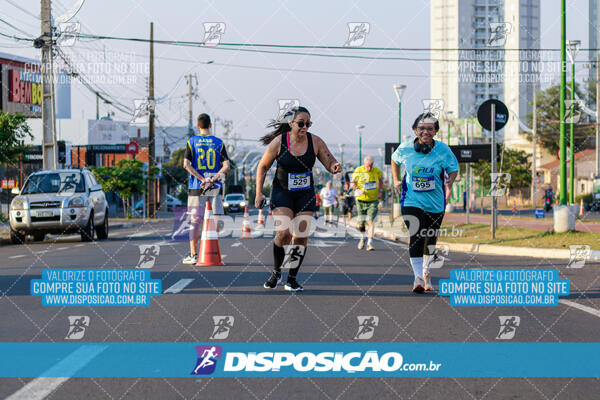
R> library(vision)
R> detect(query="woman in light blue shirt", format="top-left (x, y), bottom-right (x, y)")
top-left (391, 113), bottom-right (458, 293)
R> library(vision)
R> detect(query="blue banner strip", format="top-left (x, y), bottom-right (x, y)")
top-left (1, 342), bottom-right (600, 377)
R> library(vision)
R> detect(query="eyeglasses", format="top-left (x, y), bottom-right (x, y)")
top-left (416, 126), bottom-right (435, 133)
top-left (294, 121), bottom-right (312, 128)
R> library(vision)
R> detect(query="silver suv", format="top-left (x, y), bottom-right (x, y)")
top-left (9, 168), bottom-right (109, 244)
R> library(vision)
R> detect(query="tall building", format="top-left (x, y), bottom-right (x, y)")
top-left (430, 0), bottom-right (540, 153)
top-left (590, 0), bottom-right (599, 82)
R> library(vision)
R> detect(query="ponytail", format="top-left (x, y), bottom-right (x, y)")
top-left (260, 106), bottom-right (310, 145)
top-left (260, 121), bottom-right (291, 145)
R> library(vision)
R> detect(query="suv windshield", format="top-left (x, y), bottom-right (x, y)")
top-left (226, 194), bottom-right (245, 201)
top-left (22, 173), bottom-right (86, 194)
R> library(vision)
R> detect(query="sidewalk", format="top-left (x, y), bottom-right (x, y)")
top-left (443, 212), bottom-right (600, 234)
top-left (371, 218), bottom-right (600, 261)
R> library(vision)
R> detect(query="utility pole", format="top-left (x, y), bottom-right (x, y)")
top-left (95, 93), bottom-right (99, 120)
top-left (532, 83), bottom-right (537, 207)
top-left (491, 103), bottom-right (497, 239)
top-left (148, 22), bottom-right (156, 218)
top-left (559, 0), bottom-right (567, 205)
top-left (41, 0), bottom-right (57, 170)
top-left (597, 54), bottom-right (600, 177)
top-left (187, 74), bottom-right (194, 137)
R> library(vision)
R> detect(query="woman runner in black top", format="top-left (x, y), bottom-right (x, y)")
top-left (256, 106), bottom-right (341, 291)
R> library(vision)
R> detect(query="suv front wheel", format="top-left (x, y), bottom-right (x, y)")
top-left (81, 212), bottom-right (95, 242)
top-left (10, 229), bottom-right (25, 245)
top-left (96, 211), bottom-right (109, 240)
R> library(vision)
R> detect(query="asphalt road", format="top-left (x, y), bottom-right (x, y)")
top-left (1, 216), bottom-right (599, 399)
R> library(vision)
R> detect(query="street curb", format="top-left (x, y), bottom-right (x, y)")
top-left (373, 227), bottom-right (600, 261)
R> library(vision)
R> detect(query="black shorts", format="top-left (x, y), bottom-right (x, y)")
top-left (270, 185), bottom-right (316, 214)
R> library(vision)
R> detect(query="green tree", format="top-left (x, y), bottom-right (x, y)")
top-left (525, 83), bottom-right (595, 155)
top-left (92, 159), bottom-right (152, 217)
top-left (471, 146), bottom-right (531, 193)
top-left (0, 111), bottom-right (33, 164)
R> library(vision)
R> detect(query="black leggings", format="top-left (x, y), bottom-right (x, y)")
top-left (401, 206), bottom-right (445, 258)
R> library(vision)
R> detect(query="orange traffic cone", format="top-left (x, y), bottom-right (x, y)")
top-left (196, 201), bottom-right (225, 267)
top-left (257, 208), bottom-right (265, 227)
top-left (241, 206), bottom-right (252, 239)
top-left (579, 198), bottom-right (585, 217)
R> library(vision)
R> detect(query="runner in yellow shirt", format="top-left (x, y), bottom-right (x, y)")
top-left (351, 156), bottom-right (383, 251)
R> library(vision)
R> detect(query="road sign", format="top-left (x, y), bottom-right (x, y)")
top-left (534, 209), bottom-right (545, 219)
top-left (557, 146), bottom-right (571, 161)
top-left (477, 99), bottom-right (509, 131)
top-left (385, 142), bottom-right (400, 165)
top-left (449, 144), bottom-right (501, 163)
top-left (126, 141), bottom-right (140, 155)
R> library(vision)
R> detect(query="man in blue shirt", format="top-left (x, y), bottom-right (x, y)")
top-left (182, 113), bottom-right (230, 264)
top-left (391, 113), bottom-right (458, 292)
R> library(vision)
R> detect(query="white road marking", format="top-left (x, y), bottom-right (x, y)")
top-left (6, 344), bottom-right (106, 400)
top-left (130, 231), bottom-right (153, 237)
top-left (56, 247), bottom-right (68, 251)
top-left (74, 244), bottom-right (85, 247)
top-left (9, 255), bottom-right (26, 259)
top-left (559, 299), bottom-right (600, 318)
top-left (231, 242), bottom-right (241, 247)
top-left (164, 278), bottom-right (194, 294)
top-left (32, 250), bottom-right (48, 255)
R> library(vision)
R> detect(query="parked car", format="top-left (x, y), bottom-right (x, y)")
top-left (9, 168), bottom-right (109, 244)
top-left (223, 193), bottom-right (247, 213)
top-left (134, 194), bottom-right (183, 215)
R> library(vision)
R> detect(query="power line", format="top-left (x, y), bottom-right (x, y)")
top-left (0, 17), bottom-right (34, 38)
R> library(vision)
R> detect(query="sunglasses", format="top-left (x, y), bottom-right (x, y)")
top-left (294, 121), bottom-right (312, 128)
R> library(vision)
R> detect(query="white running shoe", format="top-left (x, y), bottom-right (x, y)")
top-left (357, 238), bottom-right (365, 250)
top-left (413, 277), bottom-right (425, 294)
top-left (424, 272), bottom-right (433, 291)
top-left (366, 241), bottom-right (374, 251)
top-left (182, 253), bottom-right (198, 265)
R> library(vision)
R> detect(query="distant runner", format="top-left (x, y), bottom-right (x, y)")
top-left (182, 113), bottom-right (230, 265)
top-left (351, 156), bottom-right (383, 251)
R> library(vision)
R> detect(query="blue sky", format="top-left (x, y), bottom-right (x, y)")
top-left (0, 0), bottom-right (592, 157)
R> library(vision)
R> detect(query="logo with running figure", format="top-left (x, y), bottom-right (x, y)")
top-left (496, 316), bottom-right (520, 340)
top-left (191, 345), bottom-right (222, 375)
top-left (65, 316), bottom-right (90, 340)
top-left (426, 245), bottom-right (449, 269)
top-left (203, 23), bottom-right (225, 46)
top-left (567, 245), bottom-right (591, 269)
top-left (422, 99), bottom-right (445, 120)
top-left (354, 316), bottom-right (379, 340)
top-left (488, 22), bottom-right (512, 47)
top-left (344, 22), bottom-right (370, 47)
top-left (282, 245), bottom-right (306, 269)
top-left (277, 99), bottom-right (300, 119)
top-left (210, 316), bottom-right (234, 339)
top-left (137, 244), bottom-right (160, 269)
top-left (488, 173), bottom-right (511, 197)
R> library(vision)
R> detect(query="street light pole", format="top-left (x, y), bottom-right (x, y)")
top-left (566, 39), bottom-right (580, 204)
top-left (338, 143), bottom-right (344, 185)
top-left (393, 84), bottom-right (406, 143)
top-left (559, 0), bottom-right (567, 205)
top-left (446, 111), bottom-right (454, 145)
top-left (356, 125), bottom-right (365, 163)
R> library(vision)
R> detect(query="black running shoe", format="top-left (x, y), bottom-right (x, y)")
top-left (263, 271), bottom-right (282, 289)
top-left (285, 277), bottom-right (304, 292)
